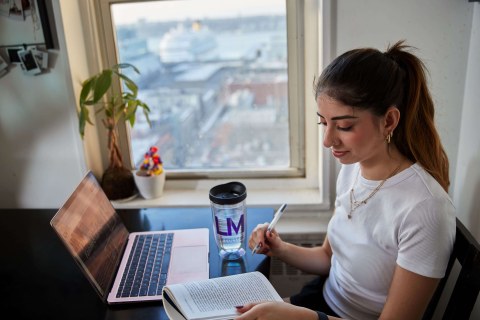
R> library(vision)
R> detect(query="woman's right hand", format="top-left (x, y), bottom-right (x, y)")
top-left (248, 223), bottom-right (284, 256)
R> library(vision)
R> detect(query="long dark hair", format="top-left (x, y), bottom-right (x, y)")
top-left (315, 40), bottom-right (450, 191)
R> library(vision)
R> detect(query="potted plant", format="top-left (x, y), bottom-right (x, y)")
top-left (78, 63), bottom-right (151, 200)
top-left (134, 145), bottom-right (166, 199)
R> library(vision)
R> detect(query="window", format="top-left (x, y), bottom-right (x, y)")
top-left (86, 0), bottom-right (328, 208)
top-left (110, 0), bottom-right (292, 177)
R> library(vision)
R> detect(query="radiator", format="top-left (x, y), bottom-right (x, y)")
top-left (269, 232), bottom-right (325, 298)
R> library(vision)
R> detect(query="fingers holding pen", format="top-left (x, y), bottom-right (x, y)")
top-left (249, 223), bottom-right (281, 255)
top-left (250, 203), bottom-right (288, 255)
top-left (248, 223), bottom-right (268, 253)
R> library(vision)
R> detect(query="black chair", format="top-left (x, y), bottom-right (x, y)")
top-left (423, 218), bottom-right (480, 320)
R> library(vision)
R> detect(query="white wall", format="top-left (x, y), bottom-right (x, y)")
top-left (454, 4), bottom-right (480, 241)
top-left (0, 0), bottom-right (85, 208)
top-left (453, 4), bottom-right (480, 318)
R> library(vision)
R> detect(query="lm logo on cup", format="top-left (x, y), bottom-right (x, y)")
top-left (214, 215), bottom-right (244, 236)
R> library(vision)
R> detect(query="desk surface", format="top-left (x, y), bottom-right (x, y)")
top-left (0, 207), bottom-right (273, 320)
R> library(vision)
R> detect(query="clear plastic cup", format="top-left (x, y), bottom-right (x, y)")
top-left (209, 181), bottom-right (247, 260)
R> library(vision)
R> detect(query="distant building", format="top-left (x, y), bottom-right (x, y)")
top-left (159, 22), bottom-right (217, 64)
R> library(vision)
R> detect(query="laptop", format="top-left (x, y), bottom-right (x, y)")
top-left (50, 171), bottom-right (209, 304)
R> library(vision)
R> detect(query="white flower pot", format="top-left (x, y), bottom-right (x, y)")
top-left (133, 171), bottom-right (166, 199)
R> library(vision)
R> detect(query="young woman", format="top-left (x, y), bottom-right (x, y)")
top-left (235, 41), bottom-right (456, 320)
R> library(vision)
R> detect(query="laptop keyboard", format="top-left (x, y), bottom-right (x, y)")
top-left (117, 233), bottom-right (174, 298)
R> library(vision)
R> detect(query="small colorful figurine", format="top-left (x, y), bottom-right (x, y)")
top-left (138, 146), bottom-right (163, 176)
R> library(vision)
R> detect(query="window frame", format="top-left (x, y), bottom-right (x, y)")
top-left (78, 0), bottom-right (332, 211)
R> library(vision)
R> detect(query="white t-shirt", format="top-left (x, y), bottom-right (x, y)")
top-left (323, 163), bottom-right (456, 320)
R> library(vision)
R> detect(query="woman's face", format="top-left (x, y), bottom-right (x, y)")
top-left (317, 93), bottom-right (387, 167)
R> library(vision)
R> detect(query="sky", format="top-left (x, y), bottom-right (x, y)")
top-left (111, 0), bottom-right (285, 25)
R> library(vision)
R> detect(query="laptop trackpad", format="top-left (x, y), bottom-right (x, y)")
top-left (170, 245), bottom-right (208, 274)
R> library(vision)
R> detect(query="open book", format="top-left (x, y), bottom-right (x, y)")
top-left (162, 271), bottom-right (283, 320)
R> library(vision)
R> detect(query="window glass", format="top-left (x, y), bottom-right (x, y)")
top-left (110, 0), bottom-right (289, 172)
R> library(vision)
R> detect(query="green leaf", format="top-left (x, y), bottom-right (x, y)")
top-left (84, 107), bottom-right (94, 125)
top-left (115, 62), bottom-right (140, 74)
top-left (82, 100), bottom-right (97, 106)
top-left (143, 108), bottom-right (152, 127)
top-left (78, 106), bottom-right (93, 138)
top-left (79, 119), bottom-right (86, 139)
top-left (123, 93), bottom-right (136, 102)
top-left (125, 79), bottom-right (138, 96)
top-left (124, 100), bottom-right (138, 121)
top-left (131, 65), bottom-right (140, 74)
top-left (93, 70), bottom-right (112, 102)
top-left (116, 72), bottom-right (138, 96)
top-left (79, 78), bottom-right (95, 106)
top-left (139, 101), bottom-right (151, 113)
top-left (128, 112), bottom-right (136, 127)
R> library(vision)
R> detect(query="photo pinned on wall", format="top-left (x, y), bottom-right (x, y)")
top-left (6, 46), bottom-right (23, 63)
top-left (18, 48), bottom-right (42, 75)
top-left (1, 0), bottom-right (31, 20)
top-left (32, 48), bottom-right (48, 69)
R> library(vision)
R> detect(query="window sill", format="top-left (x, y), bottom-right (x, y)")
top-left (112, 187), bottom-right (333, 234)
top-left (112, 187), bottom-right (326, 209)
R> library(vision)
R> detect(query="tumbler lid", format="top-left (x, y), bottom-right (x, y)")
top-left (209, 181), bottom-right (247, 205)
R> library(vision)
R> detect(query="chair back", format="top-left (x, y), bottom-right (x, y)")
top-left (423, 218), bottom-right (480, 319)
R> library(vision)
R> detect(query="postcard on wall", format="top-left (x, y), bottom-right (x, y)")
top-left (2, 0), bottom-right (31, 20)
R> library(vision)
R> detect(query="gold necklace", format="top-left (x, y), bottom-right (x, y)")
top-left (348, 165), bottom-right (401, 219)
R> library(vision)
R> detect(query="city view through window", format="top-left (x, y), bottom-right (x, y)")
top-left (111, 0), bottom-right (290, 172)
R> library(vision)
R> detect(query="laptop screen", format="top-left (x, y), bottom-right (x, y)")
top-left (51, 172), bottom-right (129, 300)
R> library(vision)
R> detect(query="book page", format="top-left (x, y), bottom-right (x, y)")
top-left (163, 271), bottom-right (282, 320)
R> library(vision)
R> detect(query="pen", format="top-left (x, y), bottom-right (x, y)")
top-left (251, 203), bottom-right (287, 255)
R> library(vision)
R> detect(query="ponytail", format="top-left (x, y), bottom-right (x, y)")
top-left (385, 41), bottom-right (450, 192)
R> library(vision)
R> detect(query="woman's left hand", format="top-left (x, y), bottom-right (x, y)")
top-left (234, 301), bottom-right (319, 320)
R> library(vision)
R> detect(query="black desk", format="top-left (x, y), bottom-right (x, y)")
top-left (0, 207), bottom-right (273, 320)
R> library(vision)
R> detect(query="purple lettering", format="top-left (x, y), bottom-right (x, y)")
top-left (215, 216), bottom-right (230, 236)
top-left (231, 214), bottom-right (244, 234)
top-left (215, 214), bottom-right (244, 236)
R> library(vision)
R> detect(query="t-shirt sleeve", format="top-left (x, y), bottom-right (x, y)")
top-left (396, 196), bottom-right (456, 278)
